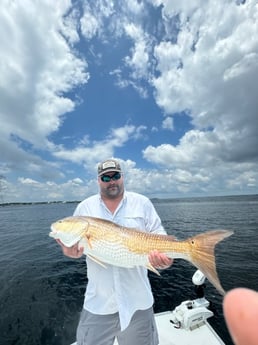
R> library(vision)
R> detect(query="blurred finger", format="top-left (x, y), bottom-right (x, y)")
top-left (223, 288), bottom-right (258, 345)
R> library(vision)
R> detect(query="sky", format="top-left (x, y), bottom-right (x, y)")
top-left (0, 0), bottom-right (258, 203)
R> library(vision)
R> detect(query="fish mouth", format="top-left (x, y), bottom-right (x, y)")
top-left (49, 230), bottom-right (56, 238)
top-left (49, 225), bottom-right (57, 238)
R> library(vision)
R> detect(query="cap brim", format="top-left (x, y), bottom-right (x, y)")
top-left (98, 168), bottom-right (121, 176)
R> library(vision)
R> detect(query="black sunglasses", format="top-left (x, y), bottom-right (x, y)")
top-left (100, 172), bottom-right (122, 183)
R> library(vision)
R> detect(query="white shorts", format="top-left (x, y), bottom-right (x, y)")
top-left (76, 307), bottom-right (159, 345)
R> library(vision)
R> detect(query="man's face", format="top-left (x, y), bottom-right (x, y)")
top-left (98, 171), bottom-right (124, 199)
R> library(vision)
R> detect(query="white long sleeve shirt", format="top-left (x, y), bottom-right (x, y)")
top-left (73, 191), bottom-right (166, 330)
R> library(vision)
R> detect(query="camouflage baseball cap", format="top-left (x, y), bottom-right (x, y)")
top-left (97, 159), bottom-right (122, 176)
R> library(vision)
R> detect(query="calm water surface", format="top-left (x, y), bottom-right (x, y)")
top-left (0, 195), bottom-right (257, 345)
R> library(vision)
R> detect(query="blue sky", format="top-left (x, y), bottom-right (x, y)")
top-left (0, 0), bottom-right (258, 203)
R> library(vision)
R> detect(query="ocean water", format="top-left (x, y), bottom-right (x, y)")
top-left (0, 195), bottom-right (257, 345)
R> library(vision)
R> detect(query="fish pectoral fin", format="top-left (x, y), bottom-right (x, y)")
top-left (146, 263), bottom-right (161, 276)
top-left (87, 254), bottom-right (107, 269)
top-left (84, 234), bottom-right (93, 249)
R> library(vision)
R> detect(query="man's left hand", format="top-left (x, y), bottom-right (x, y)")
top-left (148, 250), bottom-right (173, 269)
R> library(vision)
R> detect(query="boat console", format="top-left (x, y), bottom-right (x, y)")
top-left (169, 270), bottom-right (214, 330)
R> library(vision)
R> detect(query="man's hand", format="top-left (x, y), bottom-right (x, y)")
top-left (148, 250), bottom-right (173, 269)
top-left (56, 239), bottom-right (84, 259)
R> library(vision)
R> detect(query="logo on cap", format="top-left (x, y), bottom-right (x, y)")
top-left (98, 159), bottom-right (122, 176)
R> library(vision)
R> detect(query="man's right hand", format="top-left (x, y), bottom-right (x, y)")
top-left (56, 239), bottom-right (84, 259)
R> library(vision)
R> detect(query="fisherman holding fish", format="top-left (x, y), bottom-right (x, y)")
top-left (56, 158), bottom-right (173, 345)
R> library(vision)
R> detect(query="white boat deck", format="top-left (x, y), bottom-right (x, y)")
top-left (113, 310), bottom-right (225, 345)
top-left (154, 311), bottom-right (224, 345)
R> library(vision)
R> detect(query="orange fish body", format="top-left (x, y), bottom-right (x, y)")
top-left (50, 216), bottom-right (233, 295)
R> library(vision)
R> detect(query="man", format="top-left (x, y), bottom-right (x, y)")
top-left (57, 158), bottom-right (173, 345)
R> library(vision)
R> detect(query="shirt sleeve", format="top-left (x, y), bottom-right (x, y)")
top-left (73, 203), bottom-right (82, 216)
top-left (144, 198), bottom-right (167, 235)
top-left (73, 199), bottom-right (91, 216)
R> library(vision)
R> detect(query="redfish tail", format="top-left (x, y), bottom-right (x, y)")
top-left (189, 230), bottom-right (233, 295)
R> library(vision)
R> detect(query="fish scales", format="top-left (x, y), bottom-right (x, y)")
top-left (86, 217), bottom-right (189, 256)
top-left (79, 218), bottom-right (189, 266)
top-left (50, 216), bottom-right (233, 295)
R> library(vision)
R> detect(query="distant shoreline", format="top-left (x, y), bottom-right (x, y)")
top-left (0, 200), bottom-right (80, 207)
top-left (1, 194), bottom-right (257, 207)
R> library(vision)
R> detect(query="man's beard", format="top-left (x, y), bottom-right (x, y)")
top-left (105, 184), bottom-right (122, 198)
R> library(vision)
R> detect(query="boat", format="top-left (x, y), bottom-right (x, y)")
top-left (72, 270), bottom-right (226, 345)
